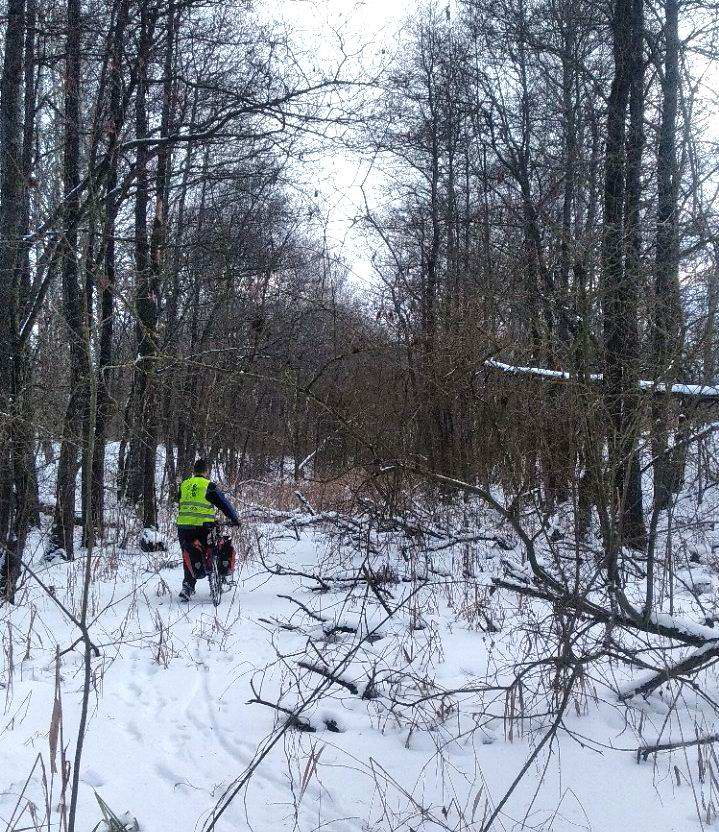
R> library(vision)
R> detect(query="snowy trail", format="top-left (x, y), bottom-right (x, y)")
top-left (1, 525), bottom-right (714, 831)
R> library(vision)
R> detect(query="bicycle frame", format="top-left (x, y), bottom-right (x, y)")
top-left (203, 522), bottom-right (234, 607)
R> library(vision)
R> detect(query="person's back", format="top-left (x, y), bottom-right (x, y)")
top-left (176, 459), bottom-right (239, 601)
top-left (177, 473), bottom-right (217, 527)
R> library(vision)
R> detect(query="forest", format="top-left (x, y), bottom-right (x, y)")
top-left (3, 0), bottom-right (719, 828)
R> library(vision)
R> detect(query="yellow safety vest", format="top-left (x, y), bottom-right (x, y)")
top-left (177, 476), bottom-right (216, 526)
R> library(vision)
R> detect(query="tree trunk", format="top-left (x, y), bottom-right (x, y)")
top-left (559, 9), bottom-right (577, 352)
top-left (140, 0), bottom-right (176, 528)
top-left (13, 0), bottom-right (41, 542)
top-left (49, 0), bottom-right (89, 560)
top-left (703, 243), bottom-right (719, 383)
top-left (601, 0), bottom-right (647, 555)
top-left (651, 0), bottom-right (682, 510)
top-left (618, 0), bottom-right (647, 546)
top-left (124, 3), bottom-right (156, 524)
top-left (0, 0), bottom-right (26, 576)
top-left (90, 0), bottom-right (131, 540)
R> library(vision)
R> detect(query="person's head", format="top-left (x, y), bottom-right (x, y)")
top-left (193, 458), bottom-right (209, 477)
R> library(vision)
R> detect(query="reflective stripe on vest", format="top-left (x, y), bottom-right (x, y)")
top-left (177, 476), bottom-right (216, 526)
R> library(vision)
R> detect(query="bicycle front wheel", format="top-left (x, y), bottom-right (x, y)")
top-left (208, 552), bottom-right (222, 607)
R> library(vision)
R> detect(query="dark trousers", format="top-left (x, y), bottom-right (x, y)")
top-left (178, 526), bottom-right (210, 590)
top-left (178, 526), bottom-right (233, 589)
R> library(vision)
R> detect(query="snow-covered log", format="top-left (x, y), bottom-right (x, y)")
top-left (485, 358), bottom-right (719, 402)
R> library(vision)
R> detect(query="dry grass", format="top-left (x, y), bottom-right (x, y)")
top-left (230, 472), bottom-right (369, 515)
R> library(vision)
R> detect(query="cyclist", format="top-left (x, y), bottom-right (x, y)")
top-left (176, 458), bottom-right (240, 601)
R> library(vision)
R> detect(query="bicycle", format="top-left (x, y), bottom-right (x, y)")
top-left (204, 521), bottom-right (235, 607)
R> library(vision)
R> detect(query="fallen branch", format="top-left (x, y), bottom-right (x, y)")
top-left (363, 564), bottom-right (394, 616)
top-left (298, 661), bottom-right (359, 695)
top-left (485, 358), bottom-right (719, 403)
top-left (637, 732), bottom-right (719, 761)
top-left (247, 696), bottom-right (316, 732)
top-left (257, 550), bottom-right (331, 592)
top-left (258, 617), bottom-right (298, 632)
top-left (618, 643), bottom-right (719, 700)
top-left (205, 578), bottom-right (428, 831)
top-left (277, 594), bottom-right (327, 623)
top-left (493, 575), bottom-right (719, 645)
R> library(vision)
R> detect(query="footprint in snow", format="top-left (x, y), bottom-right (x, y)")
top-left (154, 762), bottom-right (188, 788)
top-left (127, 680), bottom-right (144, 698)
top-left (124, 721), bottom-right (144, 743)
top-left (153, 693), bottom-right (169, 714)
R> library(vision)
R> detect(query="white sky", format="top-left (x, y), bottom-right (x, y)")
top-left (267, 0), bottom-right (412, 290)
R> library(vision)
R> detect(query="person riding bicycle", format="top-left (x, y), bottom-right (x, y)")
top-left (177, 458), bottom-right (240, 601)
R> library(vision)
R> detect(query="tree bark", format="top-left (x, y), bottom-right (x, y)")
top-left (651, 0), bottom-right (682, 510)
top-left (601, 0), bottom-right (647, 554)
top-left (0, 0), bottom-right (26, 586)
top-left (13, 0), bottom-right (41, 547)
top-left (90, 0), bottom-right (131, 539)
top-left (141, 0), bottom-right (176, 528)
top-left (619, 0), bottom-right (647, 548)
top-left (703, 243), bottom-right (719, 383)
top-left (124, 2), bottom-right (156, 524)
top-left (50, 0), bottom-right (90, 560)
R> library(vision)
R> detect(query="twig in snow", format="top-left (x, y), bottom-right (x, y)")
top-left (277, 594), bottom-right (327, 623)
top-left (637, 733), bottom-right (719, 761)
top-left (298, 661), bottom-right (359, 695)
top-left (257, 548), bottom-right (331, 592)
top-left (258, 617), bottom-right (299, 632)
top-left (247, 695), bottom-right (316, 732)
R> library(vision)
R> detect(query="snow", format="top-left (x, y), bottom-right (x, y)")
top-left (3, 516), bottom-right (719, 832)
top-left (650, 613), bottom-right (719, 643)
top-left (486, 358), bottom-right (719, 398)
top-left (7, 440), bottom-right (719, 830)
top-left (140, 528), bottom-right (164, 545)
top-left (80, 768), bottom-right (106, 787)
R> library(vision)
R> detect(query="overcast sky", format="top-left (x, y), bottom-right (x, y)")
top-left (267, 0), bottom-right (412, 291)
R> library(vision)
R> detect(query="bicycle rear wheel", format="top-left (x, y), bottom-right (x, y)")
top-left (208, 550), bottom-right (222, 607)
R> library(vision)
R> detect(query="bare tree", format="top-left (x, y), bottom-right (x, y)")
top-left (0, 0), bottom-right (26, 596)
top-left (49, 0), bottom-right (91, 560)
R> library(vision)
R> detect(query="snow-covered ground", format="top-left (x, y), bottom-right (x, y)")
top-left (4, 498), bottom-right (719, 832)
